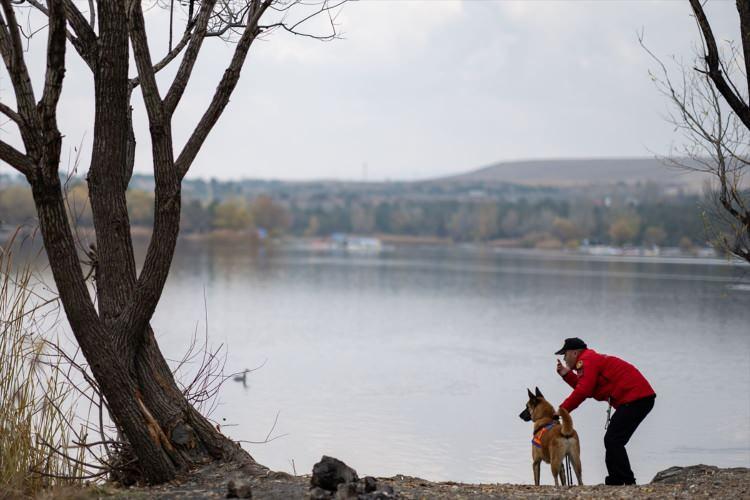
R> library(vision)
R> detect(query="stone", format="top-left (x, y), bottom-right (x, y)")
top-left (335, 481), bottom-right (358, 499)
top-left (652, 465), bottom-right (720, 484)
top-left (226, 479), bottom-right (253, 498)
top-left (309, 486), bottom-right (333, 499)
top-left (267, 471), bottom-right (293, 480)
top-left (227, 480), bottom-right (238, 498)
top-left (363, 476), bottom-right (378, 493)
top-left (358, 485), bottom-right (396, 500)
top-left (311, 456), bottom-right (359, 491)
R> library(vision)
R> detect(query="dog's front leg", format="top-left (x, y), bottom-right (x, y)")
top-left (532, 459), bottom-right (541, 486)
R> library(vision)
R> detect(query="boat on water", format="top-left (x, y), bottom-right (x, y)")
top-left (342, 236), bottom-right (383, 253)
top-left (307, 233), bottom-right (383, 254)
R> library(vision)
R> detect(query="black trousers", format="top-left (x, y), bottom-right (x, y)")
top-left (603, 394), bottom-right (655, 485)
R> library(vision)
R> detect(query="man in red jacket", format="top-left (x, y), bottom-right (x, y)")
top-left (555, 337), bottom-right (655, 485)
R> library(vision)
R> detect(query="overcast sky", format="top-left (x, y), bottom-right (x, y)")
top-left (0, 1), bottom-right (743, 181)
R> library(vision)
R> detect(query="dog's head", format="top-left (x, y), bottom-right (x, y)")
top-left (519, 387), bottom-right (553, 422)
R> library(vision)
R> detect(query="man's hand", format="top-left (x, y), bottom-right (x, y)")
top-left (557, 359), bottom-right (570, 376)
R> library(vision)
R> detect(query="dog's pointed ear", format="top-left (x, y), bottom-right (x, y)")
top-left (527, 388), bottom-right (535, 399)
top-left (535, 387), bottom-right (544, 398)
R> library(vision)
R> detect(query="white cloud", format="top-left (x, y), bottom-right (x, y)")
top-left (259, 0), bottom-right (463, 65)
top-left (0, 0), bottom-right (744, 181)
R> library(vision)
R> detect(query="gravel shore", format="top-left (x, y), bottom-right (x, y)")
top-left (108, 462), bottom-right (749, 500)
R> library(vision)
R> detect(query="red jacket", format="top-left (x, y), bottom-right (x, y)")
top-left (560, 348), bottom-right (655, 412)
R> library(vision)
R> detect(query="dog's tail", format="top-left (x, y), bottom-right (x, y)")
top-left (558, 407), bottom-right (574, 437)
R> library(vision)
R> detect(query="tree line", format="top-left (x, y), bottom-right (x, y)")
top-left (288, 196), bottom-right (710, 249)
top-left (0, 181), bottom-right (717, 249)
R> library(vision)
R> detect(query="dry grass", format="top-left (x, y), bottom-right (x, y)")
top-left (0, 231), bottom-right (87, 498)
top-left (0, 227), bottom-right (257, 495)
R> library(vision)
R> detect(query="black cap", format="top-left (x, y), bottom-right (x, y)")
top-left (555, 337), bottom-right (587, 355)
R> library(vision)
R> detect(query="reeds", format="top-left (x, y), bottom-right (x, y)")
top-left (0, 231), bottom-right (87, 497)
top-left (0, 228), bottom-right (257, 493)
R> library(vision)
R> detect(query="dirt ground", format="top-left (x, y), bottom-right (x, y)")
top-left (86, 462), bottom-right (749, 500)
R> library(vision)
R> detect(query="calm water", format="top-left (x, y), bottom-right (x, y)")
top-left (138, 241), bottom-right (750, 485)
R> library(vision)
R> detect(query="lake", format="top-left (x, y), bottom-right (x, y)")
top-left (136, 241), bottom-right (748, 485)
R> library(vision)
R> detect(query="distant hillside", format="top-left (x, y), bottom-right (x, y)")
top-left (435, 158), bottom-right (709, 190)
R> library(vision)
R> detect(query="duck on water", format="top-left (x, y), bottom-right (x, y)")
top-left (233, 369), bottom-right (250, 387)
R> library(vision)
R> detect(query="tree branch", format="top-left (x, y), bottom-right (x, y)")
top-left (163, 0), bottom-right (217, 117)
top-left (25, 0), bottom-right (98, 70)
top-left (259, 0), bottom-right (346, 42)
top-left (205, 0), bottom-right (252, 38)
top-left (0, 0), bottom-right (42, 155)
top-left (61, 0), bottom-right (98, 68)
top-left (127, 0), bottom-right (165, 126)
top-left (88, 0), bottom-right (95, 28)
top-left (0, 100), bottom-right (22, 127)
top-left (34, 0), bottom-right (67, 182)
top-left (689, 0), bottom-right (750, 130)
top-left (129, 21), bottom-right (194, 92)
top-left (120, 0), bottom-right (274, 338)
top-left (120, 0), bottom-right (181, 348)
top-left (642, 27), bottom-right (750, 264)
top-left (39, 0), bottom-right (67, 136)
top-left (124, 105), bottom-right (136, 190)
top-left (736, 0), bottom-right (750, 98)
top-left (175, 0), bottom-right (272, 180)
top-left (0, 138), bottom-right (34, 177)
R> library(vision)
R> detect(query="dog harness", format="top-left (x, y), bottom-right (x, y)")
top-left (532, 422), bottom-right (556, 448)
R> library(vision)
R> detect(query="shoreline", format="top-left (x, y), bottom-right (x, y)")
top-left (175, 232), bottom-right (746, 266)
top-left (99, 462), bottom-right (749, 499)
top-left (282, 235), bottom-right (746, 267)
top-left (1, 225), bottom-right (743, 267)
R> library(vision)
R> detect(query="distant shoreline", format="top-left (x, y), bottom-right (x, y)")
top-left (280, 235), bottom-right (747, 267)
top-left (3, 226), bottom-right (744, 267)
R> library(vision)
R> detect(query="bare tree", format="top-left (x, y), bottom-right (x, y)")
top-left (643, 0), bottom-right (749, 263)
top-left (0, 0), bottom-right (344, 484)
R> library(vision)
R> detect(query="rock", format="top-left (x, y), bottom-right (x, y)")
top-left (267, 471), bottom-right (294, 480)
top-left (309, 486), bottom-right (334, 499)
top-left (226, 479), bottom-right (253, 498)
top-left (227, 480), bottom-right (237, 498)
top-left (238, 483), bottom-right (253, 498)
top-left (335, 482), bottom-right (358, 499)
top-left (363, 476), bottom-right (378, 493)
top-left (358, 485), bottom-right (396, 500)
top-left (652, 465), bottom-right (720, 484)
top-left (311, 456), bottom-right (359, 491)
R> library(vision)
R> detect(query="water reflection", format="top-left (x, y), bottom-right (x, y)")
top-left (18, 239), bottom-right (750, 484)
top-left (146, 244), bottom-right (750, 484)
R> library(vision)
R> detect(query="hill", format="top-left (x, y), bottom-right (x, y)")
top-left (435, 157), bottom-right (709, 190)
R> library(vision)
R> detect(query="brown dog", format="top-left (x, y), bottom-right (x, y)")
top-left (519, 387), bottom-right (583, 486)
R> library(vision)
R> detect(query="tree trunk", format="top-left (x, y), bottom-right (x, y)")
top-left (29, 175), bottom-right (238, 484)
top-left (22, 1), bottom-right (259, 484)
top-left (0, 0), bottom-right (280, 483)
top-left (32, 129), bottom-right (257, 485)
